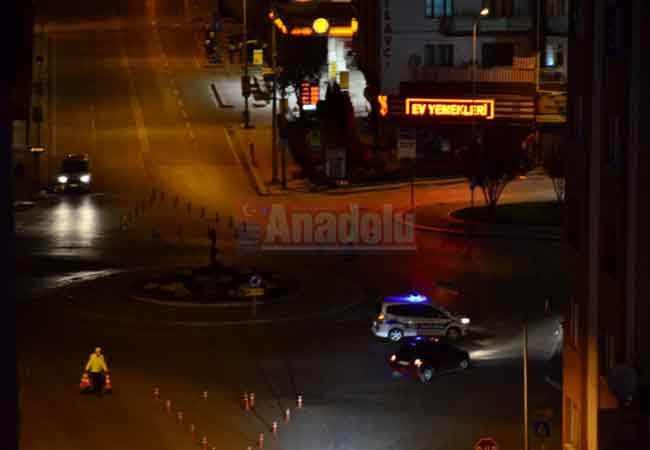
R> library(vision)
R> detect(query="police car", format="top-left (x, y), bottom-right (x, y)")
top-left (371, 292), bottom-right (470, 342)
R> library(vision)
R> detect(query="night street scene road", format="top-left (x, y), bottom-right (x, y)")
top-left (6, 1), bottom-right (650, 450)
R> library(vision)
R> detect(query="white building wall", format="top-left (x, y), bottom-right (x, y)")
top-left (379, 0), bottom-right (533, 95)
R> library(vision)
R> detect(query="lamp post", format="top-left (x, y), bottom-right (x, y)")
top-left (241, 0), bottom-right (253, 129)
top-left (271, 6), bottom-right (279, 184)
top-left (472, 7), bottom-right (490, 99)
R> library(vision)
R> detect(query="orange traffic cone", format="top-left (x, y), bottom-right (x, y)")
top-left (103, 374), bottom-right (113, 394)
top-left (79, 373), bottom-right (91, 392)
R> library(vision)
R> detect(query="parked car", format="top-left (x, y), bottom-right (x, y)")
top-left (388, 337), bottom-right (470, 383)
top-left (372, 293), bottom-right (470, 342)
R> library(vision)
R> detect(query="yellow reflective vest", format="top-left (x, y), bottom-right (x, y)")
top-left (85, 354), bottom-right (109, 373)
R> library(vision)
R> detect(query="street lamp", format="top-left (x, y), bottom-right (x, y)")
top-left (472, 7), bottom-right (490, 99)
top-left (241, 0), bottom-right (254, 129)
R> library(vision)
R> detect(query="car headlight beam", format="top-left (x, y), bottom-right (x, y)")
top-left (460, 317), bottom-right (470, 325)
top-left (57, 175), bottom-right (68, 184)
top-left (80, 174), bottom-right (91, 183)
top-left (413, 358), bottom-right (423, 367)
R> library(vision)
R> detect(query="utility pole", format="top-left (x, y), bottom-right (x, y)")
top-left (271, 7), bottom-right (279, 184)
top-left (523, 313), bottom-right (529, 450)
top-left (241, 0), bottom-right (253, 129)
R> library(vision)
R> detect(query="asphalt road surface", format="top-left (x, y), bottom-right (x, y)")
top-left (17, 1), bottom-right (566, 450)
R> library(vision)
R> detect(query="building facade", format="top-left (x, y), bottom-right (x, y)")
top-left (563, 0), bottom-right (650, 449)
top-left (370, 0), bottom-right (568, 170)
top-left (377, 0), bottom-right (567, 96)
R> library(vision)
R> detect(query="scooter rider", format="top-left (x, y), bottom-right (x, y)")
top-left (85, 347), bottom-right (109, 396)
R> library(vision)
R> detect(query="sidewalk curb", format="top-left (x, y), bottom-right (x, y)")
top-left (323, 177), bottom-right (466, 196)
top-left (404, 209), bottom-right (564, 241)
top-left (226, 127), bottom-right (270, 196)
top-left (210, 82), bottom-right (233, 108)
top-left (130, 294), bottom-right (272, 308)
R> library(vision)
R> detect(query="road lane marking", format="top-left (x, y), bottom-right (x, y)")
top-left (180, 109), bottom-right (188, 119)
top-left (117, 18), bottom-right (151, 181)
top-left (224, 127), bottom-right (243, 166)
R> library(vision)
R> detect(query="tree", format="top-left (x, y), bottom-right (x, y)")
top-left (542, 142), bottom-right (566, 203)
top-left (457, 127), bottom-right (532, 213)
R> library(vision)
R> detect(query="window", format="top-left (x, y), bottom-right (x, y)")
top-left (481, 43), bottom-right (513, 67)
top-left (491, 0), bottom-right (514, 16)
top-left (386, 305), bottom-right (412, 316)
top-left (425, 0), bottom-right (453, 18)
top-left (607, 115), bottom-right (620, 166)
top-left (599, 330), bottom-right (616, 375)
top-left (543, 43), bottom-right (564, 67)
top-left (572, 95), bottom-right (583, 141)
top-left (567, 300), bottom-right (580, 348)
top-left (424, 44), bottom-right (454, 67)
top-left (564, 396), bottom-right (580, 449)
top-left (546, 0), bottom-right (568, 16)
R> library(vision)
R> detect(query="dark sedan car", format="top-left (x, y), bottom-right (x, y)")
top-left (388, 337), bottom-right (470, 383)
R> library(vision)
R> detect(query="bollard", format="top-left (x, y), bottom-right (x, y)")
top-left (297, 395), bottom-right (303, 409)
top-left (128, 211), bottom-right (133, 223)
top-left (215, 212), bottom-right (220, 224)
top-left (187, 202), bottom-right (192, 214)
top-left (201, 436), bottom-right (208, 450)
top-left (153, 387), bottom-right (160, 400)
top-left (257, 432), bottom-right (264, 449)
top-left (228, 216), bottom-right (233, 228)
top-left (284, 408), bottom-right (290, 423)
top-left (242, 221), bottom-right (247, 232)
top-left (177, 411), bottom-right (184, 424)
top-left (249, 142), bottom-right (257, 167)
top-left (174, 196), bottom-right (179, 208)
top-left (201, 207), bottom-right (205, 218)
top-left (165, 399), bottom-right (172, 415)
top-left (249, 392), bottom-right (255, 409)
top-left (242, 392), bottom-right (250, 411)
top-left (271, 421), bottom-right (278, 436)
top-left (134, 206), bottom-right (139, 217)
top-left (202, 390), bottom-right (208, 400)
top-left (161, 191), bottom-right (165, 202)
top-left (190, 424), bottom-right (197, 441)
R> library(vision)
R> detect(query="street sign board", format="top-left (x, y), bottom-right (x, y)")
top-left (534, 420), bottom-right (551, 438)
top-left (474, 437), bottom-right (498, 450)
top-left (310, 129), bottom-right (321, 152)
top-left (249, 274), bottom-right (262, 288)
top-left (328, 61), bottom-right (337, 80)
top-left (397, 128), bottom-right (416, 159)
top-left (253, 49), bottom-right (263, 66)
top-left (339, 70), bottom-right (349, 90)
top-left (325, 147), bottom-right (346, 179)
top-left (242, 287), bottom-right (265, 297)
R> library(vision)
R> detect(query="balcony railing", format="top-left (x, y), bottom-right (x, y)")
top-left (412, 66), bottom-right (535, 83)
top-left (441, 15), bottom-right (532, 35)
top-left (545, 16), bottom-right (568, 34)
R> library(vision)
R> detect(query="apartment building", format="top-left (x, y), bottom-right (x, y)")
top-left (563, 0), bottom-right (650, 449)
top-left (370, 0), bottom-right (568, 167)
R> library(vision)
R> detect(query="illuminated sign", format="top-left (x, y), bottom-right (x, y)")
top-left (269, 10), bottom-right (357, 37)
top-left (405, 98), bottom-right (495, 120)
top-left (377, 95), bottom-right (388, 117)
top-left (312, 18), bottom-right (329, 34)
top-left (300, 82), bottom-right (320, 110)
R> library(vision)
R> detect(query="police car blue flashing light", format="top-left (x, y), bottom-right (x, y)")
top-left (385, 292), bottom-right (429, 304)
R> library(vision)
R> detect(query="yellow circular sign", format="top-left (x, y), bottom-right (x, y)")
top-left (312, 17), bottom-right (330, 34)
